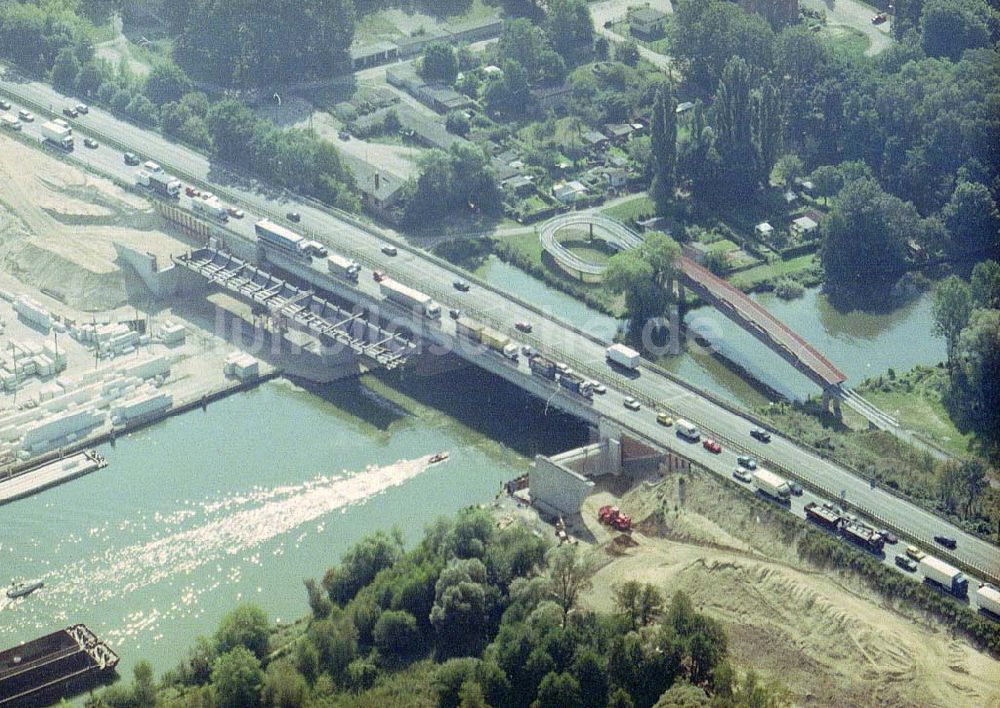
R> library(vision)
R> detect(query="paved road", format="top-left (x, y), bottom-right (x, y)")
top-left (1, 73), bottom-right (996, 583)
top-left (803, 0), bottom-right (893, 56)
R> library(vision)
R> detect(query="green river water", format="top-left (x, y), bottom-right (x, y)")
top-left (0, 368), bottom-right (586, 678)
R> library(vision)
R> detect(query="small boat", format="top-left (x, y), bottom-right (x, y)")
top-left (428, 452), bottom-right (449, 464)
top-left (7, 580), bottom-right (43, 599)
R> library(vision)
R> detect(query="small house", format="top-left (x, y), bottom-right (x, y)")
top-left (628, 7), bottom-right (667, 40)
top-left (791, 215), bottom-right (819, 236)
top-left (553, 181), bottom-right (588, 204)
top-left (755, 222), bottom-right (774, 239)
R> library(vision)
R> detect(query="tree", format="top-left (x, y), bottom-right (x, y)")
top-left (939, 459), bottom-right (989, 517)
top-left (434, 658), bottom-right (481, 708)
top-left (933, 276), bottom-right (972, 354)
top-left (323, 529), bottom-right (403, 605)
top-left (714, 57), bottom-right (756, 200)
top-left (261, 662), bottom-right (309, 708)
top-left (650, 86), bottom-right (678, 217)
top-left (534, 671), bottom-right (582, 708)
top-left (372, 610), bottom-right (421, 659)
top-left (211, 647), bottom-right (263, 708)
top-left (206, 99), bottom-right (261, 165)
top-left (771, 154), bottom-right (804, 190)
top-left (144, 61), bottom-right (193, 105)
top-left (430, 558), bottom-right (499, 657)
top-left (50, 47), bottom-right (80, 91)
top-left (615, 40), bottom-right (640, 67)
top-left (820, 178), bottom-right (913, 304)
top-left (545, 545), bottom-right (592, 622)
top-left (952, 308), bottom-right (1000, 444)
top-left (422, 43), bottom-right (459, 84)
top-left (970, 260), bottom-right (1000, 309)
top-left (446, 110), bottom-right (471, 136)
top-left (941, 182), bottom-right (1000, 260)
top-left (132, 660), bottom-right (156, 706)
top-left (544, 0), bottom-right (593, 64)
top-left (809, 165), bottom-right (841, 205)
top-left (215, 604), bottom-right (270, 660)
top-left (920, 0), bottom-right (992, 60)
top-left (654, 681), bottom-right (710, 707)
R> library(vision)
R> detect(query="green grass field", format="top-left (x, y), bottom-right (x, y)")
top-left (729, 254), bottom-right (818, 289)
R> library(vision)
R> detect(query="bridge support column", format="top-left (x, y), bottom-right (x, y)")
top-left (821, 388), bottom-right (843, 418)
top-left (669, 301), bottom-right (681, 356)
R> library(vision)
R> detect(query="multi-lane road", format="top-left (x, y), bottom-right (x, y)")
top-left (1, 70), bottom-right (997, 586)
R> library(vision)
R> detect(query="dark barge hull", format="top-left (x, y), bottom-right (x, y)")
top-left (0, 624), bottom-right (119, 707)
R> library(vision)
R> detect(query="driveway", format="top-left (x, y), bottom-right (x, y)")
top-left (803, 0), bottom-right (893, 56)
top-left (590, 0), bottom-right (676, 74)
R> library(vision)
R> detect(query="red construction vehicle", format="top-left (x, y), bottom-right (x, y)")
top-left (598, 505), bottom-right (632, 532)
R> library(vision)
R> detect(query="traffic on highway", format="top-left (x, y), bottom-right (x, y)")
top-left (2, 75), bottom-right (997, 612)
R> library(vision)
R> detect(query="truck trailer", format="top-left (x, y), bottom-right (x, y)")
top-left (606, 343), bottom-right (640, 370)
top-left (326, 253), bottom-right (360, 282)
top-left (137, 170), bottom-right (181, 198)
top-left (529, 354), bottom-right (557, 380)
top-left (379, 278), bottom-right (441, 319)
top-left (840, 521), bottom-right (885, 553)
top-left (975, 583), bottom-right (1000, 616)
top-left (255, 219), bottom-right (309, 259)
top-left (40, 120), bottom-right (73, 150)
top-left (455, 316), bottom-right (484, 341)
top-left (480, 327), bottom-right (510, 353)
top-left (558, 371), bottom-right (593, 398)
top-left (804, 502), bottom-right (843, 530)
top-left (751, 469), bottom-right (791, 502)
top-left (918, 556), bottom-right (968, 597)
top-left (191, 194), bottom-right (229, 221)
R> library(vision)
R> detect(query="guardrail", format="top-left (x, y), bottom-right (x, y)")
top-left (2, 81), bottom-right (994, 583)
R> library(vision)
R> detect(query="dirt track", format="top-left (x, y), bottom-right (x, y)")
top-left (0, 133), bottom-right (190, 310)
top-left (578, 474), bottom-right (1000, 707)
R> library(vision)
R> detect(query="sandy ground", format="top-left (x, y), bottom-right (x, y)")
top-left (576, 471), bottom-right (1000, 707)
top-left (0, 133), bottom-right (189, 311)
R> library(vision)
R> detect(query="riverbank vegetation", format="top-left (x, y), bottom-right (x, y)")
top-left (88, 507), bottom-right (779, 707)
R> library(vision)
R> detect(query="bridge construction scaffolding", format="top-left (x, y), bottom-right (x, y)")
top-left (174, 248), bottom-right (413, 371)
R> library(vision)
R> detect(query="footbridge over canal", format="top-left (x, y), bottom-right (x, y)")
top-left (540, 213), bottom-right (894, 424)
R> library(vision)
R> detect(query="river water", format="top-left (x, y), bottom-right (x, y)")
top-left (476, 256), bottom-right (946, 406)
top-left (0, 369), bottom-right (586, 677)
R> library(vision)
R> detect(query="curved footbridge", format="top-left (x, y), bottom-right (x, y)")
top-left (538, 213), bottom-right (897, 423)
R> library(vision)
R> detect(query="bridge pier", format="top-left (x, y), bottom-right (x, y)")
top-left (821, 388), bottom-right (842, 418)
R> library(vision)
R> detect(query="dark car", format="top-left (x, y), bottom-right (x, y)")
top-left (789, 482), bottom-right (803, 496)
top-left (286, 211), bottom-right (301, 222)
top-left (934, 535), bottom-right (957, 549)
top-left (453, 279), bottom-right (470, 292)
top-left (62, 107), bottom-right (78, 119)
top-left (83, 137), bottom-right (99, 149)
top-left (894, 554), bottom-right (917, 572)
top-left (449, 308), bottom-right (461, 320)
top-left (750, 428), bottom-right (772, 443)
top-left (0, 99), bottom-right (10, 110)
top-left (123, 152), bottom-right (140, 166)
top-left (878, 529), bottom-right (898, 545)
top-left (736, 455), bottom-right (757, 470)
top-left (381, 245), bottom-right (398, 257)
top-left (515, 321), bottom-right (532, 333)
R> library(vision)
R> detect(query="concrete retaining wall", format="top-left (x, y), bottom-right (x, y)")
top-left (530, 454), bottom-right (594, 517)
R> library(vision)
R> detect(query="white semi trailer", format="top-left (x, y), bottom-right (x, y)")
top-left (379, 278), bottom-right (441, 319)
top-left (975, 583), bottom-right (1000, 616)
top-left (327, 253), bottom-right (360, 282)
top-left (751, 469), bottom-right (791, 502)
top-left (606, 343), bottom-right (640, 370)
top-left (191, 194), bottom-right (229, 221)
top-left (40, 120), bottom-right (73, 150)
top-left (918, 556), bottom-right (968, 597)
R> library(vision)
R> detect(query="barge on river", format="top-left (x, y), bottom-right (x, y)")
top-left (0, 624), bottom-right (119, 707)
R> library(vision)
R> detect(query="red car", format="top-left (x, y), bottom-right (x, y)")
top-left (702, 438), bottom-right (722, 454)
top-left (185, 186), bottom-right (200, 198)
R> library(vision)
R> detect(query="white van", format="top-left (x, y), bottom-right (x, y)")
top-left (675, 418), bottom-right (700, 442)
top-left (1, 114), bottom-right (21, 131)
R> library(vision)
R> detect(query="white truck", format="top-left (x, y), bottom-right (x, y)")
top-left (675, 418), bottom-right (700, 441)
top-left (1, 114), bottom-right (21, 131)
top-left (138, 169), bottom-right (181, 198)
top-left (327, 253), bottom-right (360, 282)
top-left (379, 278), bottom-right (441, 319)
top-left (919, 556), bottom-right (968, 597)
top-left (975, 583), bottom-right (1000, 616)
top-left (40, 120), bottom-right (73, 150)
top-left (606, 343), bottom-right (640, 370)
top-left (751, 469), bottom-right (791, 502)
top-left (191, 193), bottom-right (229, 221)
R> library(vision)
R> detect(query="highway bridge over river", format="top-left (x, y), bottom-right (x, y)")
top-left (0, 75), bottom-right (994, 585)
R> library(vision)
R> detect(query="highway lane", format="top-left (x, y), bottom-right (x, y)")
top-left (1, 75), bottom-right (997, 581)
